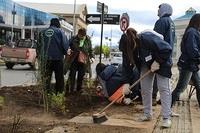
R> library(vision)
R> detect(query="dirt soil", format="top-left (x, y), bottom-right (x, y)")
top-left (0, 85), bottom-right (105, 133)
top-left (0, 84), bottom-right (147, 133)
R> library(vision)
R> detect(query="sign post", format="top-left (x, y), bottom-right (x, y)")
top-left (99, 2), bottom-right (104, 63)
top-left (86, 2), bottom-right (120, 63)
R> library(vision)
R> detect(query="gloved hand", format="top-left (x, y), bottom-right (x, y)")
top-left (151, 61), bottom-right (160, 72)
top-left (67, 49), bottom-right (71, 55)
top-left (90, 58), bottom-right (95, 63)
top-left (122, 84), bottom-right (131, 95)
top-left (123, 98), bottom-right (132, 105)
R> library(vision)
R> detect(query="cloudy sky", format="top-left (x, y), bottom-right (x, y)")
top-left (14, 0), bottom-right (200, 46)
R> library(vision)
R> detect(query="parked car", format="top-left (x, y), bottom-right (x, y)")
top-left (109, 52), bottom-right (122, 66)
top-left (1, 39), bottom-right (38, 69)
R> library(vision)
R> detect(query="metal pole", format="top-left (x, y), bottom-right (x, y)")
top-left (11, 4), bottom-right (16, 42)
top-left (72, 0), bottom-right (76, 35)
top-left (99, 3), bottom-right (104, 63)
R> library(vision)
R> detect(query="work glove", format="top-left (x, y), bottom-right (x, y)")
top-left (90, 58), bottom-right (95, 63)
top-left (151, 61), bottom-right (160, 72)
top-left (123, 98), bottom-right (132, 105)
top-left (67, 49), bottom-right (71, 55)
top-left (122, 84), bottom-right (131, 95)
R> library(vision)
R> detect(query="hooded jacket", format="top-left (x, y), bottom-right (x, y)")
top-left (98, 65), bottom-right (140, 98)
top-left (177, 27), bottom-right (200, 72)
top-left (38, 26), bottom-right (69, 60)
top-left (138, 31), bottom-right (172, 78)
top-left (154, 3), bottom-right (175, 49)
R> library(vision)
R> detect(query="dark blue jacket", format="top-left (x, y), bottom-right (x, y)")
top-left (154, 16), bottom-right (175, 48)
top-left (177, 27), bottom-right (200, 72)
top-left (138, 32), bottom-right (172, 78)
top-left (38, 26), bottom-right (69, 60)
top-left (99, 65), bottom-right (140, 97)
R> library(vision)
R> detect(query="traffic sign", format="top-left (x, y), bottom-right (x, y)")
top-left (120, 13), bottom-right (130, 32)
top-left (86, 14), bottom-right (120, 25)
top-left (97, 1), bottom-right (108, 14)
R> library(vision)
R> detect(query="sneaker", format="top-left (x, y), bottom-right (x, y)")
top-left (171, 111), bottom-right (180, 117)
top-left (162, 118), bottom-right (171, 128)
top-left (138, 115), bottom-right (152, 122)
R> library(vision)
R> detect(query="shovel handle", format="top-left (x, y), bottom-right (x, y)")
top-left (99, 70), bottom-right (151, 114)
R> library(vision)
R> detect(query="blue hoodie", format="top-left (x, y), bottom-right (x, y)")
top-left (154, 3), bottom-right (175, 49)
top-left (38, 26), bottom-right (69, 60)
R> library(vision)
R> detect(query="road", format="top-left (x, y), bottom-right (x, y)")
top-left (0, 59), bottom-right (111, 87)
top-left (0, 65), bottom-right (36, 87)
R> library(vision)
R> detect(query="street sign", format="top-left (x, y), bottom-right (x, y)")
top-left (104, 14), bottom-right (120, 25)
top-left (97, 1), bottom-right (108, 14)
top-left (120, 13), bottom-right (130, 32)
top-left (86, 14), bottom-right (120, 25)
top-left (86, 14), bottom-right (101, 24)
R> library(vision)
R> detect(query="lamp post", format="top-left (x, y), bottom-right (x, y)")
top-left (72, 0), bottom-right (76, 35)
top-left (11, 3), bottom-right (16, 42)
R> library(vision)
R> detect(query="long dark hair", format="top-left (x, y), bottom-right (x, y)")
top-left (181, 13), bottom-right (200, 47)
top-left (125, 28), bottom-right (139, 65)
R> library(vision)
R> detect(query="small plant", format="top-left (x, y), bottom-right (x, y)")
top-left (50, 93), bottom-right (66, 114)
top-left (0, 96), bottom-right (4, 109)
top-left (10, 114), bottom-right (23, 133)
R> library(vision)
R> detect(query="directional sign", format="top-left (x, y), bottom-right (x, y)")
top-left (86, 14), bottom-right (120, 25)
top-left (97, 1), bottom-right (108, 14)
top-left (104, 14), bottom-right (120, 25)
top-left (86, 14), bottom-right (101, 24)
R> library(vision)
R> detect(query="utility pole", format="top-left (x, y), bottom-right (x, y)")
top-left (73, 0), bottom-right (76, 35)
top-left (11, 3), bottom-right (16, 42)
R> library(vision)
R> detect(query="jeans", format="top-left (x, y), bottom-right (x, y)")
top-left (172, 68), bottom-right (200, 106)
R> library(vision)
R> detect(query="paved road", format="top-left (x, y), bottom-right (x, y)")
top-left (0, 59), bottom-right (111, 87)
top-left (0, 65), bottom-right (36, 87)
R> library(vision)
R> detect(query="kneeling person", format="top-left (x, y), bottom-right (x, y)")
top-left (96, 63), bottom-right (141, 105)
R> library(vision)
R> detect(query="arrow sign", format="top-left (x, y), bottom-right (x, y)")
top-left (88, 15), bottom-right (101, 23)
top-left (86, 14), bottom-right (120, 25)
top-left (86, 14), bottom-right (101, 24)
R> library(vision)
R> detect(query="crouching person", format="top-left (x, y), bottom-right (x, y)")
top-left (96, 63), bottom-right (141, 105)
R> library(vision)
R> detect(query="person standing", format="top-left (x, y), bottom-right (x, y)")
top-left (37, 18), bottom-right (69, 94)
top-left (133, 29), bottom-right (173, 128)
top-left (152, 3), bottom-right (175, 105)
top-left (69, 28), bottom-right (94, 93)
top-left (172, 14), bottom-right (200, 107)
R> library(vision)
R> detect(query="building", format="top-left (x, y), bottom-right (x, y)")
top-left (0, 0), bottom-right (73, 43)
top-left (18, 2), bottom-right (88, 35)
top-left (173, 7), bottom-right (197, 61)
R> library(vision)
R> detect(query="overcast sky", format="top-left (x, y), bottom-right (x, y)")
top-left (14, 0), bottom-right (200, 46)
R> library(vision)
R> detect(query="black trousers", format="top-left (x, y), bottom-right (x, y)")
top-left (69, 59), bottom-right (86, 92)
top-left (44, 60), bottom-right (64, 94)
top-left (152, 76), bottom-right (158, 99)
